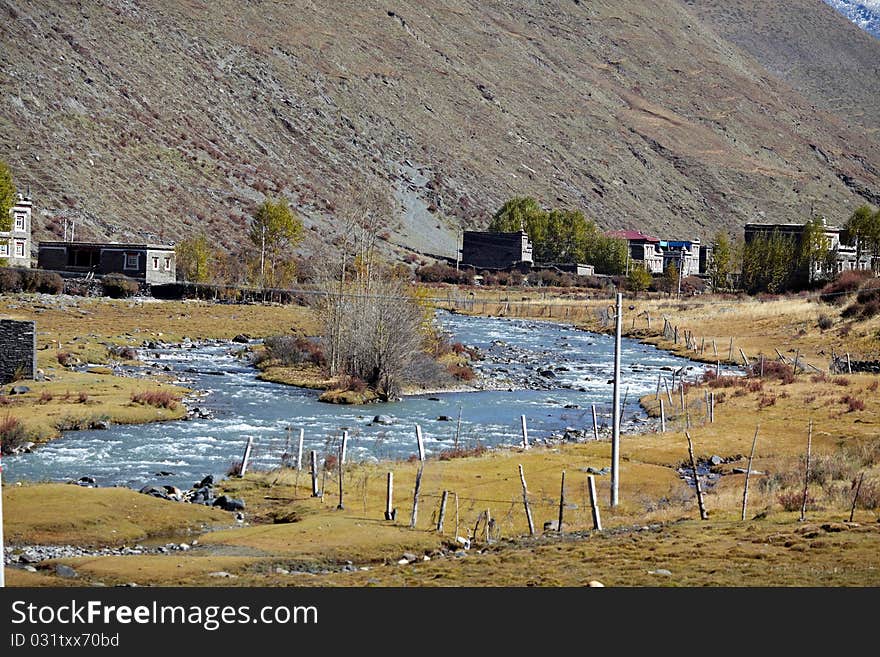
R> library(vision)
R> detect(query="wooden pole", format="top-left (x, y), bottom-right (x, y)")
top-left (700, 336), bottom-right (705, 355)
top-left (485, 508), bottom-right (492, 543)
top-left (416, 424), bottom-right (426, 462)
top-left (846, 352), bottom-right (852, 374)
top-left (709, 392), bottom-right (715, 423)
top-left (296, 428), bottom-right (304, 471)
top-left (715, 360), bottom-right (720, 380)
top-left (437, 490), bottom-right (449, 533)
top-left (659, 398), bottom-right (666, 432)
top-left (760, 355), bottom-right (764, 378)
top-left (712, 339), bottom-right (717, 357)
top-left (611, 293), bottom-right (622, 508)
top-left (728, 337), bottom-right (734, 362)
top-left (800, 420), bottom-right (812, 522)
top-left (679, 381), bottom-right (685, 410)
top-left (591, 403), bottom-right (599, 440)
top-left (674, 326), bottom-right (678, 344)
top-left (849, 473), bottom-right (865, 523)
top-left (454, 405), bottom-right (462, 451)
top-left (739, 348), bottom-right (749, 368)
top-left (587, 475), bottom-right (602, 531)
top-left (646, 313), bottom-right (651, 330)
top-left (664, 377), bottom-right (673, 405)
top-left (520, 414), bottom-right (529, 449)
top-left (410, 463), bottom-right (424, 529)
top-left (793, 350), bottom-right (800, 375)
top-left (558, 470), bottom-right (566, 533)
top-left (310, 450), bottom-right (319, 497)
top-left (685, 431), bottom-right (708, 520)
top-left (384, 472), bottom-right (395, 520)
top-left (239, 436), bottom-right (254, 477)
top-left (655, 373), bottom-right (661, 400)
top-left (741, 424), bottom-right (759, 521)
top-left (336, 445), bottom-right (345, 510)
top-left (518, 464), bottom-right (535, 536)
top-left (340, 430), bottom-right (349, 465)
top-left (454, 492), bottom-right (460, 538)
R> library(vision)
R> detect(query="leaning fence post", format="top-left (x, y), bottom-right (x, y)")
top-left (437, 490), bottom-right (449, 533)
top-left (741, 424), bottom-right (759, 521)
top-left (384, 472), bottom-right (395, 521)
top-left (591, 404), bottom-right (599, 441)
top-left (655, 373), bottom-right (661, 400)
top-left (685, 431), bottom-right (708, 520)
top-left (310, 450), bottom-right (319, 497)
top-left (520, 414), bottom-right (529, 449)
top-left (410, 463), bottom-right (425, 529)
top-left (239, 436), bottom-right (254, 477)
top-left (728, 337), bottom-right (734, 362)
top-left (739, 348), bottom-right (749, 368)
top-left (557, 471), bottom-right (566, 533)
top-left (336, 445), bottom-right (345, 510)
top-left (518, 464), bottom-right (535, 536)
top-left (846, 353), bottom-right (852, 374)
top-left (296, 428), bottom-right (304, 471)
top-left (664, 377), bottom-right (673, 405)
top-left (712, 339), bottom-right (718, 358)
top-left (416, 424), bottom-right (426, 462)
top-left (659, 398), bottom-right (666, 432)
top-left (849, 473), bottom-right (865, 523)
top-left (587, 475), bottom-right (602, 531)
top-left (800, 420), bottom-right (813, 522)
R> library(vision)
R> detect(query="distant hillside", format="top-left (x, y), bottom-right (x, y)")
top-left (1, 0), bottom-right (878, 265)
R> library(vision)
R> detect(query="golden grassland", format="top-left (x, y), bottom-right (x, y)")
top-left (2, 288), bottom-right (879, 587)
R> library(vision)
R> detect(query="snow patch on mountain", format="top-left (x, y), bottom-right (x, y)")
top-left (824, 0), bottom-right (880, 39)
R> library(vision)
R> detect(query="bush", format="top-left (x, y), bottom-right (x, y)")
top-left (778, 489), bottom-right (816, 512)
top-left (111, 345), bottom-right (138, 360)
top-left (131, 390), bottom-right (181, 409)
top-left (820, 270), bottom-right (873, 305)
top-left (101, 274), bottom-right (140, 298)
top-left (817, 314), bottom-right (833, 331)
top-left (840, 394), bottom-right (865, 412)
top-left (748, 359), bottom-right (795, 384)
top-left (0, 414), bottom-right (29, 455)
top-left (262, 335), bottom-right (325, 367)
top-left (446, 363), bottom-right (475, 381)
top-left (0, 268), bottom-right (22, 292)
top-left (842, 278), bottom-right (880, 319)
top-left (56, 351), bottom-right (73, 367)
top-left (415, 262), bottom-right (471, 284)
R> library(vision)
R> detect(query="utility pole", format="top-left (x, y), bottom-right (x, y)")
top-left (611, 292), bottom-right (622, 507)
top-left (677, 249), bottom-right (684, 297)
top-left (455, 228), bottom-right (462, 271)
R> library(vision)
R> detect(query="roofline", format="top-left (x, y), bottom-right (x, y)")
top-left (37, 241), bottom-right (176, 250)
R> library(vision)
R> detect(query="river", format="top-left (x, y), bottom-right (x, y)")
top-left (3, 311), bottom-right (716, 491)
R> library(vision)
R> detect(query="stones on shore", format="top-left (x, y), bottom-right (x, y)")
top-left (9, 385), bottom-right (30, 395)
top-left (55, 564), bottom-right (79, 579)
top-left (232, 334), bottom-right (251, 343)
top-left (213, 495), bottom-right (246, 512)
top-left (372, 414), bottom-right (394, 425)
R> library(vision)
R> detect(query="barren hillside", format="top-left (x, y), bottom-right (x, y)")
top-left (1, 0), bottom-right (878, 263)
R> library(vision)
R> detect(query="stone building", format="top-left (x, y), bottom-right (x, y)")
top-left (460, 230), bottom-right (533, 270)
top-left (37, 241), bottom-right (176, 284)
top-left (1, 193), bottom-right (33, 267)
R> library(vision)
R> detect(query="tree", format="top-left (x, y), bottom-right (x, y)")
top-left (843, 204), bottom-right (875, 269)
top-left (175, 233), bottom-right (215, 283)
top-left (0, 160), bottom-right (16, 266)
top-left (708, 231), bottom-right (733, 291)
top-left (488, 196), bottom-right (546, 234)
top-left (740, 230), bottom-right (791, 294)
top-left (662, 261), bottom-right (679, 295)
top-left (587, 234), bottom-right (628, 275)
top-left (626, 264), bottom-right (652, 296)
top-left (249, 198), bottom-right (304, 289)
top-left (798, 216), bottom-right (831, 286)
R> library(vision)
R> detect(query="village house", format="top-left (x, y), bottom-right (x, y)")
top-left (607, 230), bottom-right (664, 273)
top-left (743, 220), bottom-right (871, 278)
top-left (460, 230), bottom-right (534, 270)
top-left (1, 192), bottom-right (33, 267)
top-left (37, 241), bottom-right (177, 284)
top-left (608, 230), bottom-right (705, 276)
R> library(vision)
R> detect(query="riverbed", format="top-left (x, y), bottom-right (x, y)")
top-left (3, 312), bottom-right (716, 490)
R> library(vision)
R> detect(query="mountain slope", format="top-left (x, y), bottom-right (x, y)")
top-left (1, 0), bottom-right (878, 264)
top-left (824, 0), bottom-right (880, 39)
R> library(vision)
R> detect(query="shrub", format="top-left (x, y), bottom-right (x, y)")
top-left (817, 314), bottom-right (833, 331)
top-left (840, 395), bottom-right (865, 412)
top-left (438, 445), bottom-right (487, 461)
top-left (262, 335), bottom-right (325, 367)
top-left (748, 359), bottom-right (795, 384)
top-left (833, 377), bottom-right (851, 387)
top-left (0, 268), bottom-right (22, 292)
top-left (323, 453), bottom-right (338, 471)
top-left (446, 363), bottom-right (475, 381)
top-left (842, 278), bottom-right (880, 319)
top-left (415, 262), bottom-right (470, 284)
top-left (38, 391), bottom-right (53, 404)
top-left (101, 274), bottom-right (140, 298)
top-left (778, 489), bottom-right (816, 512)
top-left (337, 375), bottom-right (368, 393)
top-left (819, 270), bottom-right (872, 305)
top-left (868, 380), bottom-right (879, 392)
top-left (111, 345), bottom-right (138, 360)
top-left (36, 271), bottom-right (63, 294)
top-left (758, 394), bottom-right (776, 408)
top-left (130, 390), bottom-right (181, 409)
top-left (0, 414), bottom-right (29, 455)
top-left (77, 392), bottom-right (89, 403)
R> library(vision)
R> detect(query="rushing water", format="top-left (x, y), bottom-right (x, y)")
top-left (3, 312), bottom-right (715, 490)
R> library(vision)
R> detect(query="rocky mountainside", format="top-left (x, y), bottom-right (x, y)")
top-left (1, 0), bottom-right (879, 264)
top-left (824, 0), bottom-right (880, 39)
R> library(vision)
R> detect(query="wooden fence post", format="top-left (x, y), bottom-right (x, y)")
top-left (685, 431), bottom-right (708, 520)
top-left (741, 424), bottom-right (759, 521)
top-left (310, 450), bottom-right (319, 497)
top-left (239, 436), bottom-right (254, 477)
top-left (437, 490), bottom-right (449, 533)
top-left (520, 414), bottom-right (529, 449)
top-left (846, 353), bottom-right (852, 374)
top-left (712, 339), bottom-right (717, 358)
top-left (591, 404), bottom-right (599, 441)
top-left (760, 355), bottom-right (764, 378)
top-left (454, 406), bottom-right (462, 451)
top-left (800, 420), bottom-right (812, 522)
top-left (659, 398), bottom-right (666, 432)
top-left (739, 348), bottom-right (749, 368)
top-left (518, 464), bottom-right (535, 536)
top-left (410, 463), bottom-right (425, 529)
top-left (384, 472), bottom-right (395, 520)
top-left (340, 430), bottom-right (349, 465)
top-left (416, 424), bottom-right (426, 462)
top-left (588, 475), bottom-right (602, 531)
top-left (793, 350), bottom-right (800, 375)
top-left (336, 445), bottom-right (345, 510)
top-left (655, 373), bottom-right (661, 400)
top-left (485, 508), bottom-right (492, 544)
top-left (664, 377), bottom-right (673, 405)
top-left (728, 337), bottom-right (734, 362)
top-left (557, 471), bottom-right (566, 533)
top-left (296, 428), bottom-right (304, 471)
top-left (709, 392), bottom-right (715, 423)
top-left (850, 473), bottom-right (865, 523)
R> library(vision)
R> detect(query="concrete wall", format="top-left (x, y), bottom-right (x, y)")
top-left (0, 319), bottom-right (36, 383)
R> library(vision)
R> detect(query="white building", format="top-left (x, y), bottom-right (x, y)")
top-left (1, 193), bottom-right (32, 268)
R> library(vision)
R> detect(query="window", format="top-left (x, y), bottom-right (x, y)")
top-left (124, 253), bottom-right (139, 270)
top-left (152, 257), bottom-right (159, 270)
top-left (163, 257), bottom-right (171, 270)
top-left (14, 214), bottom-right (25, 231)
top-left (0, 241), bottom-right (8, 257)
top-left (15, 240), bottom-right (26, 257)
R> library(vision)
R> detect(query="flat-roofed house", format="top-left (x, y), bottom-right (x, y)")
top-left (37, 241), bottom-right (176, 284)
top-left (607, 229), bottom-right (664, 274)
top-left (1, 193), bottom-right (33, 268)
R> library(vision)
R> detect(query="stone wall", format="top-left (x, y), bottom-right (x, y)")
top-left (0, 319), bottom-right (36, 383)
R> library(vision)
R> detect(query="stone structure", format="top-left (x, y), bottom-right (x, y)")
top-left (0, 319), bottom-right (36, 383)
top-left (37, 241), bottom-right (176, 284)
top-left (461, 230), bottom-right (533, 270)
top-left (1, 193), bottom-right (33, 268)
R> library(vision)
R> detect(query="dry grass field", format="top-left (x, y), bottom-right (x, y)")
top-left (2, 289), bottom-right (879, 587)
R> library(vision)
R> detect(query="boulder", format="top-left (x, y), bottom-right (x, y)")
top-left (213, 495), bottom-right (246, 512)
top-left (77, 476), bottom-right (97, 487)
top-left (436, 415), bottom-right (453, 422)
top-left (709, 455), bottom-right (724, 466)
top-left (373, 415), bottom-right (394, 425)
top-left (232, 334), bottom-right (251, 343)
top-left (55, 564), bottom-right (78, 579)
top-left (196, 474), bottom-right (215, 488)
top-left (9, 385), bottom-right (30, 395)
top-left (139, 485), bottom-right (168, 499)
top-left (649, 569), bottom-right (672, 576)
